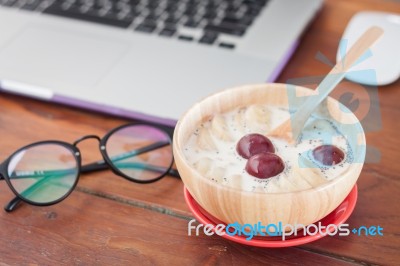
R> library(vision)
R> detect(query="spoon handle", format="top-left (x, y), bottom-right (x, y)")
top-left (290, 26), bottom-right (384, 140)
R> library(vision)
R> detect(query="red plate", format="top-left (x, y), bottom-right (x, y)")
top-left (184, 185), bottom-right (358, 247)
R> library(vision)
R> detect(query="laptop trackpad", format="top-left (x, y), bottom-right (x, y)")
top-left (0, 26), bottom-right (128, 88)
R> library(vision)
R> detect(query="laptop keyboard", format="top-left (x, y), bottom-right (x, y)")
top-left (0, 0), bottom-right (268, 49)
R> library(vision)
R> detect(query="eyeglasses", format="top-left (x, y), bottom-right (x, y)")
top-left (0, 123), bottom-right (180, 212)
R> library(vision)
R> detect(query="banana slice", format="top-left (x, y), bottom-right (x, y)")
top-left (232, 107), bottom-right (246, 134)
top-left (245, 105), bottom-right (270, 133)
top-left (211, 114), bottom-right (232, 142)
top-left (286, 173), bottom-right (313, 191)
top-left (207, 166), bottom-right (225, 184)
top-left (299, 168), bottom-right (328, 187)
top-left (197, 127), bottom-right (217, 151)
top-left (297, 157), bottom-right (327, 187)
top-left (193, 157), bottom-right (212, 176)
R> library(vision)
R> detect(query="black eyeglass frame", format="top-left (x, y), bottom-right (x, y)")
top-left (0, 122), bottom-right (179, 212)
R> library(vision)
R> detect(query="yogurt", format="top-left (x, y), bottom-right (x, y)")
top-left (182, 104), bottom-right (353, 193)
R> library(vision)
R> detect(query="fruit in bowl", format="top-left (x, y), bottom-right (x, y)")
top-left (173, 83), bottom-right (365, 227)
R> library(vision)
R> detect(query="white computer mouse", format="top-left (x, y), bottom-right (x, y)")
top-left (337, 11), bottom-right (400, 86)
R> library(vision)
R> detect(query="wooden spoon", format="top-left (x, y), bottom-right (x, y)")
top-left (269, 26), bottom-right (384, 143)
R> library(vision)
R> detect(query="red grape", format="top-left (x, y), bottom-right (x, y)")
top-left (245, 152), bottom-right (285, 179)
top-left (236, 133), bottom-right (275, 159)
top-left (312, 145), bottom-right (345, 166)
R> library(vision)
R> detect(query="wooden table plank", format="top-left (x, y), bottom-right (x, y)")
top-left (302, 171), bottom-right (400, 265)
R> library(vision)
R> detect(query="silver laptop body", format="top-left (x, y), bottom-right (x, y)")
top-left (0, 0), bottom-right (322, 126)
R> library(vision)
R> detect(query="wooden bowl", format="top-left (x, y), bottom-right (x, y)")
top-left (173, 83), bottom-right (366, 226)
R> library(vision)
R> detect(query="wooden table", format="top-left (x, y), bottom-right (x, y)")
top-left (1, 0), bottom-right (399, 264)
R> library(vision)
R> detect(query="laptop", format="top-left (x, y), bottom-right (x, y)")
top-left (0, 0), bottom-right (322, 126)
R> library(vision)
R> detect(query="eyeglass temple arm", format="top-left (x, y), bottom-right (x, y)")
top-left (81, 161), bottom-right (180, 178)
top-left (4, 197), bottom-right (20, 212)
top-left (0, 175), bottom-right (18, 212)
top-left (0, 173), bottom-right (20, 211)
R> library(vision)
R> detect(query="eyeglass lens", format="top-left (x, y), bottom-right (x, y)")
top-left (105, 125), bottom-right (173, 182)
top-left (7, 143), bottom-right (79, 204)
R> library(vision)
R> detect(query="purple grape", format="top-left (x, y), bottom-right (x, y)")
top-left (313, 145), bottom-right (345, 166)
top-left (236, 133), bottom-right (275, 159)
top-left (245, 152), bottom-right (285, 179)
